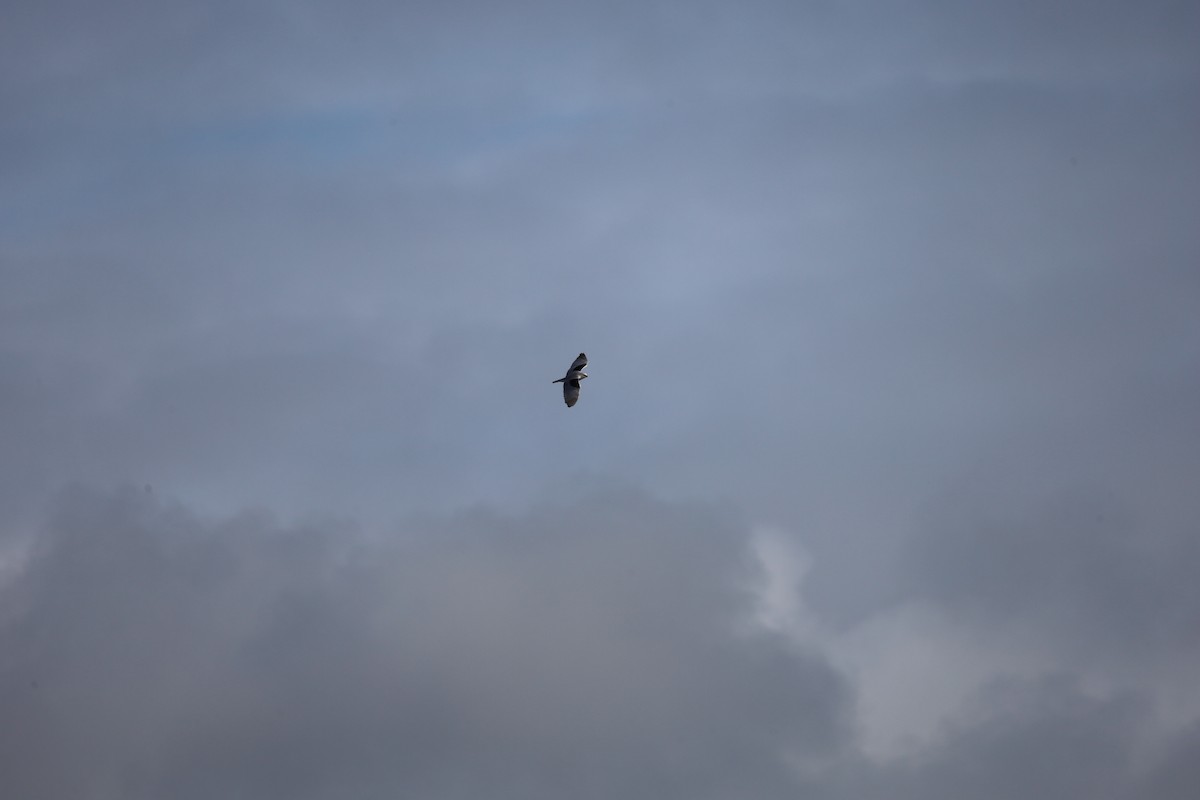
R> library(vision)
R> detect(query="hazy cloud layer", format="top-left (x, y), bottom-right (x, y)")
top-left (2, 0), bottom-right (1198, 797)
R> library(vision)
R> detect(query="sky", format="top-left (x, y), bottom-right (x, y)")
top-left (2, 1), bottom-right (1199, 797)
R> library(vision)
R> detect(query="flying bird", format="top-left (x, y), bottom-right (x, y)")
top-left (552, 352), bottom-right (588, 407)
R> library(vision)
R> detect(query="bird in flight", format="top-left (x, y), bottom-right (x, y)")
top-left (552, 352), bottom-right (588, 407)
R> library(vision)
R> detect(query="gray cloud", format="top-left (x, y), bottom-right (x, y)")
top-left (860, 676), bottom-right (1148, 800)
top-left (6, 487), bottom-right (1199, 799)
top-left (3, 0), bottom-right (1199, 796)
top-left (1, 486), bottom-right (847, 799)
top-left (1136, 720), bottom-right (1200, 800)
top-left (905, 480), bottom-right (1200, 655)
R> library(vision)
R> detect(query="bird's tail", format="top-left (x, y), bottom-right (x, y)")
top-left (551, 378), bottom-right (564, 383)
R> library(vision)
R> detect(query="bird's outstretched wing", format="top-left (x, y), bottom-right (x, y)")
top-left (563, 378), bottom-right (581, 407)
top-left (569, 352), bottom-right (587, 372)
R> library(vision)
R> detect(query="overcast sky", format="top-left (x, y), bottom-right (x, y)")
top-left (2, 1), bottom-right (1199, 797)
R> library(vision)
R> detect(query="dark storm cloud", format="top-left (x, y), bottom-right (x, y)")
top-left (0, 486), bottom-right (848, 799)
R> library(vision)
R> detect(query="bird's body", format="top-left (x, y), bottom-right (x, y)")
top-left (552, 352), bottom-right (588, 407)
